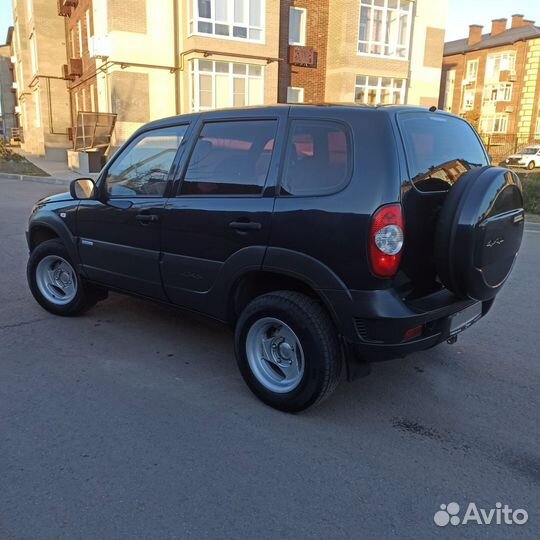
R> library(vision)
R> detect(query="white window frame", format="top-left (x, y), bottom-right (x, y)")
top-left (189, 0), bottom-right (266, 44)
top-left (354, 74), bottom-right (406, 105)
top-left (86, 10), bottom-right (92, 47)
top-left (536, 117), bottom-right (540, 139)
top-left (34, 90), bottom-right (41, 128)
top-left (485, 51), bottom-right (516, 81)
top-left (482, 83), bottom-right (513, 106)
top-left (357, 0), bottom-right (413, 60)
top-left (466, 59), bottom-right (478, 82)
top-left (78, 20), bottom-right (83, 56)
top-left (287, 87), bottom-right (304, 103)
top-left (29, 32), bottom-right (38, 76)
top-left (479, 114), bottom-right (509, 134)
top-left (190, 58), bottom-right (265, 112)
top-left (443, 69), bottom-right (456, 112)
top-left (289, 7), bottom-right (306, 46)
top-left (462, 89), bottom-right (475, 112)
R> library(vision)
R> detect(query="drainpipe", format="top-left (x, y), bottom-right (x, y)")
top-left (173, 0), bottom-right (181, 115)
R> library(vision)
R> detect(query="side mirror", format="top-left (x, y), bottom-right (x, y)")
top-left (70, 178), bottom-right (96, 200)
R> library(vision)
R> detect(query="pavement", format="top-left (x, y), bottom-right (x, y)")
top-left (0, 178), bottom-right (539, 540)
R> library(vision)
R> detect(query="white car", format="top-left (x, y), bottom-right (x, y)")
top-left (506, 145), bottom-right (540, 170)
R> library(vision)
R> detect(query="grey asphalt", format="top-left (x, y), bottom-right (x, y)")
top-left (0, 178), bottom-right (539, 540)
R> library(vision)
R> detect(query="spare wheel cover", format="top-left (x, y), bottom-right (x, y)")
top-left (435, 167), bottom-right (524, 301)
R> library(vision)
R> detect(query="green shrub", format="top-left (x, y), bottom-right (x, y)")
top-left (518, 173), bottom-right (540, 215)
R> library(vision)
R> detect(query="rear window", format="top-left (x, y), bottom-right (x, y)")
top-left (399, 113), bottom-right (489, 193)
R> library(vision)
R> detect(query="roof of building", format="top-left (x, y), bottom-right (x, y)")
top-left (444, 24), bottom-right (540, 56)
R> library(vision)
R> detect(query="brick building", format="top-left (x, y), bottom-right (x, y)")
top-left (11, 0), bottom-right (447, 163)
top-left (279, 0), bottom-right (447, 107)
top-left (440, 15), bottom-right (540, 146)
top-left (10, 0), bottom-right (71, 159)
top-left (0, 27), bottom-right (17, 142)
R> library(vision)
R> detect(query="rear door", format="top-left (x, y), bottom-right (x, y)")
top-left (77, 124), bottom-right (190, 299)
top-left (160, 109), bottom-right (287, 316)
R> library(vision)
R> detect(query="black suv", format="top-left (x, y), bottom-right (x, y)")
top-left (26, 105), bottom-right (525, 412)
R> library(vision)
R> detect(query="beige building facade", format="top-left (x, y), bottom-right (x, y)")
top-left (11, 0), bottom-right (447, 162)
top-left (11, 0), bottom-right (71, 159)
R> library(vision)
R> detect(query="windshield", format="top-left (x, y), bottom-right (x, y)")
top-left (522, 147), bottom-right (539, 155)
top-left (398, 112), bottom-right (489, 192)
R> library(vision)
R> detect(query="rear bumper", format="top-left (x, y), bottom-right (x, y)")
top-left (321, 287), bottom-right (494, 361)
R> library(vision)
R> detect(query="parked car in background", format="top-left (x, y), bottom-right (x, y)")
top-left (25, 105), bottom-right (525, 412)
top-left (505, 145), bottom-right (540, 170)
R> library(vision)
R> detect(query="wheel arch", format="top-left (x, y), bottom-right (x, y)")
top-left (28, 216), bottom-right (80, 267)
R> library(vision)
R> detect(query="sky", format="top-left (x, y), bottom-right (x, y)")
top-left (0, 0), bottom-right (539, 45)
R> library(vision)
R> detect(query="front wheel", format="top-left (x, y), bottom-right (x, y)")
top-left (527, 161), bottom-right (536, 170)
top-left (235, 291), bottom-right (342, 412)
top-left (27, 239), bottom-right (98, 316)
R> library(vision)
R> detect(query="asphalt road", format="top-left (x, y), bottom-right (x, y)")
top-left (0, 178), bottom-right (539, 540)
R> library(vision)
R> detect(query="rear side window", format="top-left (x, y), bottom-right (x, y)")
top-left (179, 120), bottom-right (277, 196)
top-left (399, 113), bottom-right (489, 193)
top-left (280, 120), bottom-right (352, 196)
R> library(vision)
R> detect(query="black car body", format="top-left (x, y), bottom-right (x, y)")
top-left (27, 105), bottom-right (525, 411)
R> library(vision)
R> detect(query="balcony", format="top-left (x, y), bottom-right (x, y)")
top-left (68, 58), bottom-right (83, 78)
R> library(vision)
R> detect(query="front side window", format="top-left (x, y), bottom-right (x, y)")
top-left (190, 0), bottom-right (264, 42)
top-left (180, 120), bottom-right (277, 196)
top-left (289, 7), bottom-right (306, 45)
top-left (355, 74), bottom-right (406, 105)
top-left (280, 120), bottom-right (352, 197)
top-left (105, 126), bottom-right (187, 197)
top-left (190, 59), bottom-right (263, 112)
top-left (358, 0), bottom-right (413, 59)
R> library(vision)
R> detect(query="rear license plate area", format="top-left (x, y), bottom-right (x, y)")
top-left (450, 303), bottom-right (482, 335)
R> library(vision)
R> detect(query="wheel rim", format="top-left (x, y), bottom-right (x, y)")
top-left (245, 317), bottom-right (305, 393)
top-left (35, 255), bottom-right (78, 306)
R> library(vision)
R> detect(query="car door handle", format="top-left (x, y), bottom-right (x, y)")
top-left (229, 220), bottom-right (262, 231)
top-left (135, 213), bottom-right (160, 224)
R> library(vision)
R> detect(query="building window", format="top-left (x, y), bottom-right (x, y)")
top-left (536, 117), bottom-right (540, 138)
top-left (358, 0), bottom-right (413, 59)
top-left (70, 28), bottom-right (76, 58)
top-left (479, 114), bottom-right (509, 134)
top-left (443, 69), bottom-right (455, 112)
top-left (86, 10), bottom-right (92, 48)
top-left (287, 87), bottom-right (304, 103)
top-left (29, 33), bottom-right (38, 75)
top-left (289, 7), bottom-right (306, 46)
top-left (180, 120), bottom-right (277, 196)
top-left (78, 20), bottom-right (83, 56)
top-left (355, 75), bottom-right (406, 105)
top-left (482, 83), bottom-right (513, 106)
top-left (34, 91), bottom-right (41, 128)
top-left (190, 0), bottom-right (265, 42)
top-left (485, 52), bottom-right (516, 80)
top-left (462, 89), bottom-right (475, 112)
top-left (465, 59), bottom-right (478, 82)
top-left (190, 59), bottom-right (264, 112)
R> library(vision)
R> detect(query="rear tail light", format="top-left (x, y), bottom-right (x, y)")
top-left (369, 204), bottom-right (404, 278)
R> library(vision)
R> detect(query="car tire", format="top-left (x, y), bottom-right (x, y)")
top-left (235, 291), bottom-right (342, 413)
top-left (527, 160), bottom-right (535, 170)
top-left (27, 239), bottom-right (100, 316)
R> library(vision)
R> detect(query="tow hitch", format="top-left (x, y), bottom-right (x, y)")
top-left (447, 335), bottom-right (458, 345)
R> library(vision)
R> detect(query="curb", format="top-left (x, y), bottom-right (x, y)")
top-left (0, 172), bottom-right (71, 186)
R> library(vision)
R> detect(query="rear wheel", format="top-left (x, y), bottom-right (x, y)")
top-left (235, 291), bottom-right (341, 412)
top-left (28, 239), bottom-right (100, 316)
top-left (527, 160), bottom-right (535, 170)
